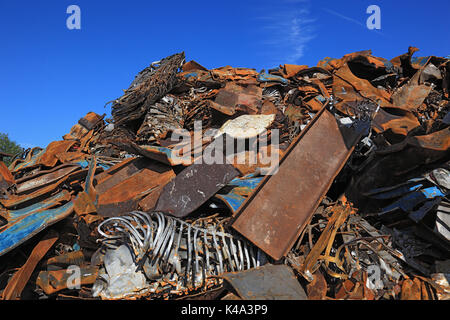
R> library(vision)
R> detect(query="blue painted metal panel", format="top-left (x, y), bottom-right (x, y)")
top-left (257, 71), bottom-right (288, 85)
top-left (0, 201), bottom-right (74, 256)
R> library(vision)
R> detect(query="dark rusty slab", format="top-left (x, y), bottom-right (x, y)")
top-left (155, 163), bottom-right (239, 218)
top-left (232, 106), bottom-right (367, 260)
top-left (221, 264), bottom-right (307, 300)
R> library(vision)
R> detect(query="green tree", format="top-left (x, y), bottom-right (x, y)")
top-left (0, 133), bottom-right (23, 167)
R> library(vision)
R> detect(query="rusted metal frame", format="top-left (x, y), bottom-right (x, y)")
top-left (301, 205), bottom-right (351, 280)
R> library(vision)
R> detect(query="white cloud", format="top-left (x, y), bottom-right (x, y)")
top-left (254, 3), bottom-right (316, 67)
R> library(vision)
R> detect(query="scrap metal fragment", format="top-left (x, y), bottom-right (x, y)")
top-left (0, 194), bottom-right (73, 257)
top-left (214, 114), bottom-right (275, 139)
top-left (155, 163), bottom-right (239, 218)
top-left (221, 264), bottom-right (307, 300)
top-left (1, 231), bottom-right (58, 300)
top-left (232, 105), bottom-right (369, 260)
top-left (97, 211), bottom-right (265, 298)
top-left (111, 52), bottom-right (185, 126)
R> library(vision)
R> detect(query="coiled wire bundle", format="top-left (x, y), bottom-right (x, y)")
top-left (97, 211), bottom-right (266, 288)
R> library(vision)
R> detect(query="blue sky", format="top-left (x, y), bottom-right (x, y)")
top-left (1, 0), bottom-right (449, 149)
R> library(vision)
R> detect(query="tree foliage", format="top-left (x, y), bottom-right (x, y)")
top-left (0, 132), bottom-right (23, 166)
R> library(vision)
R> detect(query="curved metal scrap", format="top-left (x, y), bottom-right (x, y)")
top-left (97, 211), bottom-right (266, 288)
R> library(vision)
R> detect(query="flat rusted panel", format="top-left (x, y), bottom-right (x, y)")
top-left (221, 264), bottom-right (307, 300)
top-left (232, 107), bottom-right (364, 260)
top-left (155, 163), bottom-right (239, 218)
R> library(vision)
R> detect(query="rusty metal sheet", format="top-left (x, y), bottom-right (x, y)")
top-left (372, 108), bottom-right (421, 136)
top-left (182, 60), bottom-right (208, 72)
top-left (210, 83), bottom-right (262, 115)
top-left (221, 264), bottom-right (307, 300)
top-left (1, 231), bottom-right (58, 300)
top-left (0, 161), bottom-right (14, 196)
top-left (392, 83), bottom-right (432, 110)
top-left (0, 167), bottom-right (86, 209)
top-left (108, 139), bottom-right (192, 166)
top-left (155, 163), bottom-right (240, 218)
top-left (15, 164), bottom-right (80, 195)
top-left (232, 106), bottom-right (367, 260)
top-left (96, 158), bottom-right (175, 217)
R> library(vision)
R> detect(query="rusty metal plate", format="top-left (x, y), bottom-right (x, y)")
top-left (155, 163), bottom-right (239, 218)
top-left (221, 264), bottom-right (307, 300)
top-left (232, 107), bottom-right (366, 260)
top-left (96, 158), bottom-right (175, 217)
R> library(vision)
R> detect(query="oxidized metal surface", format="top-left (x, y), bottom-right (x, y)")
top-left (0, 161), bottom-right (14, 194)
top-left (36, 266), bottom-right (99, 295)
top-left (221, 264), bottom-right (307, 300)
top-left (1, 231), bottom-right (58, 300)
top-left (0, 199), bottom-right (73, 256)
top-left (232, 106), bottom-right (364, 260)
top-left (16, 164), bottom-right (80, 195)
top-left (215, 176), bottom-right (263, 214)
top-left (95, 157), bottom-right (175, 217)
top-left (155, 163), bottom-right (239, 218)
top-left (0, 167), bottom-right (87, 209)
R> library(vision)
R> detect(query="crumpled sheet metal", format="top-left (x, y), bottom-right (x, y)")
top-left (37, 266), bottom-right (99, 295)
top-left (1, 48), bottom-right (449, 301)
top-left (111, 52), bottom-right (185, 126)
top-left (209, 82), bottom-right (263, 116)
top-left (96, 211), bottom-right (265, 299)
top-left (95, 158), bottom-right (175, 217)
top-left (215, 175), bottom-right (264, 214)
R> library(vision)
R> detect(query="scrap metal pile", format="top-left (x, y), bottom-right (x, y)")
top-left (1, 47), bottom-right (449, 300)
